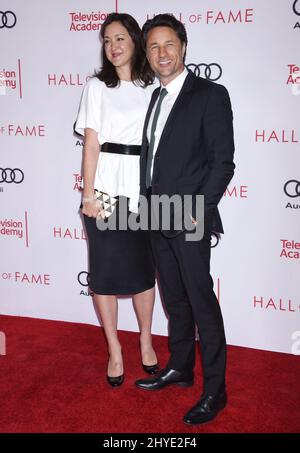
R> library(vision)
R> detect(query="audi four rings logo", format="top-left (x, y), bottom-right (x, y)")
top-left (186, 63), bottom-right (222, 81)
top-left (77, 271), bottom-right (90, 287)
top-left (0, 11), bottom-right (17, 29)
top-left (284, 180), bottom-right (300, 198)
top-left (0, 168), bottom-right (24, 184)
top-left (293, 0), bottom-right (300, 16)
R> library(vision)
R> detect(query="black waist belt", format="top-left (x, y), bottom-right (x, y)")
top-left (101, 142), bottom-right (141, 156)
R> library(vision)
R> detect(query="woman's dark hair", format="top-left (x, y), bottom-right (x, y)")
top-left (95, 13), bottom-right (155, 87)
top-left (142, 14), bottom-right (188, 62)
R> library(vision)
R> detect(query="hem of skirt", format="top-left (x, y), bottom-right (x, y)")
top-left (89, 281), bottom-right (155, 296)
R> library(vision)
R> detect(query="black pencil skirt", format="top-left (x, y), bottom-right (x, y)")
top-left (81, 197), bottom-right (155, 295)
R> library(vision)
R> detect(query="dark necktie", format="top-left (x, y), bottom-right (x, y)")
top-left (145, 88), bottom-right (168, 188)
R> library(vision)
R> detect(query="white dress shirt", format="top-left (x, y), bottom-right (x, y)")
top-left (147, 68), bottom-right (189, 179)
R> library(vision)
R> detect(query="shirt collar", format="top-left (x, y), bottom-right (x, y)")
top-left (161, 67), bottom-right (189, 96)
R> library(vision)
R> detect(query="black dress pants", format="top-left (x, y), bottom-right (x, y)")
top-left (150, 228), bottom-right (227, 396)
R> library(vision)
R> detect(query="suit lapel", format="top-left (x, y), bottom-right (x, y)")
top-left (156, 71), bottom-right (195, 153)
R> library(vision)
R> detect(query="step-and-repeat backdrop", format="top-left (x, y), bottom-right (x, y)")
top-left (1, 0), bottom-right (299, 354)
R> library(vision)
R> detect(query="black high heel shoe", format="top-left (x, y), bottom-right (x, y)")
top-left (142, 363), bottom-right (159, 375)
top-left (107, 374), bottom-right (124, 387)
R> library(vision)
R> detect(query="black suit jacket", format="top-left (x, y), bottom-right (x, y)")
top-left (140, 71), bottom-right (235, 237)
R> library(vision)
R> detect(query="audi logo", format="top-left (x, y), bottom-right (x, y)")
top-left (186, 63), bottom-right (222, 81)
top-left (0, 11), bottom-right (17, 29)
top-left (77, 271), bottom-right (90, 287)
top-left (284, 180), bottom-right (300, 198)
top-left (0, 168), bottom-right (24, 184)
top-left (211, 232), bottom-right (220, 248)
top-left (293, 0), bottom-right (300, 16)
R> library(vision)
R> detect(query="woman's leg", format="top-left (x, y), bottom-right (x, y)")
top-left (93, 294), bottom-right (123, 377)
top-left (132, 286), bottom-right (157, 366)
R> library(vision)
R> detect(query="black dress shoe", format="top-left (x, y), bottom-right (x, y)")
top-left (142, 363), bottom-right (159, 375)
top-left (183, 391), bottom-right (227, 425)
top-left (107, 374), bottom-right (124, 387)
top-left (135, 368), bottom-right (194, 391)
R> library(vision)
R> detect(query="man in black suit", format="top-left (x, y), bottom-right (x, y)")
top-left (135, 14), bottom-right (235, 425)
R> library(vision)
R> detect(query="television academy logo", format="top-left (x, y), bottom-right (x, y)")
top-left (286, 64), bottom-right (300, 85)
top-left (284, 180), bottom-right (300, 209)
top-left (286, 64), bottom-right (300, 95)
top-left (280, 239), bottom-right (300, 259)
top-left (73, 173), bottom-right (82, 191)
top-left (253, 296), bottom-right (298, 313)
top-left (0, 60), bottom-right (22, 98)
top-left (0, 211), bottom-right (29, 247)
top-left (293, 0), bottom-right (300, 29)
top-left (0, 69), bottom-right (16, 92)
top-left (68, 11), bottom-right (108, 31)
top-left (0, 11), bottom-right (17, 29)
top-left (186, 63), bottom-right (222, 81)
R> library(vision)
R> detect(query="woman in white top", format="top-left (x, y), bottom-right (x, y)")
top-left (75, 13), bottom-right (158, 387)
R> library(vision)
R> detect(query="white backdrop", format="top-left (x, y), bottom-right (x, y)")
top-left (1, 0), bottom-right (299, 354)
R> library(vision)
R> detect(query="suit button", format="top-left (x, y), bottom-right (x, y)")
top-left (155, 154), bottom-right (160, 159)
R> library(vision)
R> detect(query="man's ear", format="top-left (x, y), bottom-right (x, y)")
top-left (182, 43), bottom-right (186, 60)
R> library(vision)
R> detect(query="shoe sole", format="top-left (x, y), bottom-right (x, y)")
top-left (136, 379), bottom-right (194, 391)
top-left (176, 380), bottom-right (194, 388)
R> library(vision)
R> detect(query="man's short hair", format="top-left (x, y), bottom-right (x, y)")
top-left (142, 13), bottom-right (188, 60)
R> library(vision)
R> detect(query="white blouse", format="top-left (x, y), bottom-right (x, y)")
top-left (75, 77), bottom-right (158, 213)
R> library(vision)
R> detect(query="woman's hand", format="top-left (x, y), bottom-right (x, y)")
top-left (82, 199), bottom-right (105, 219)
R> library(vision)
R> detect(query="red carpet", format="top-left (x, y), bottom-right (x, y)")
top-left (0, 314), bottom-right (299, 433)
